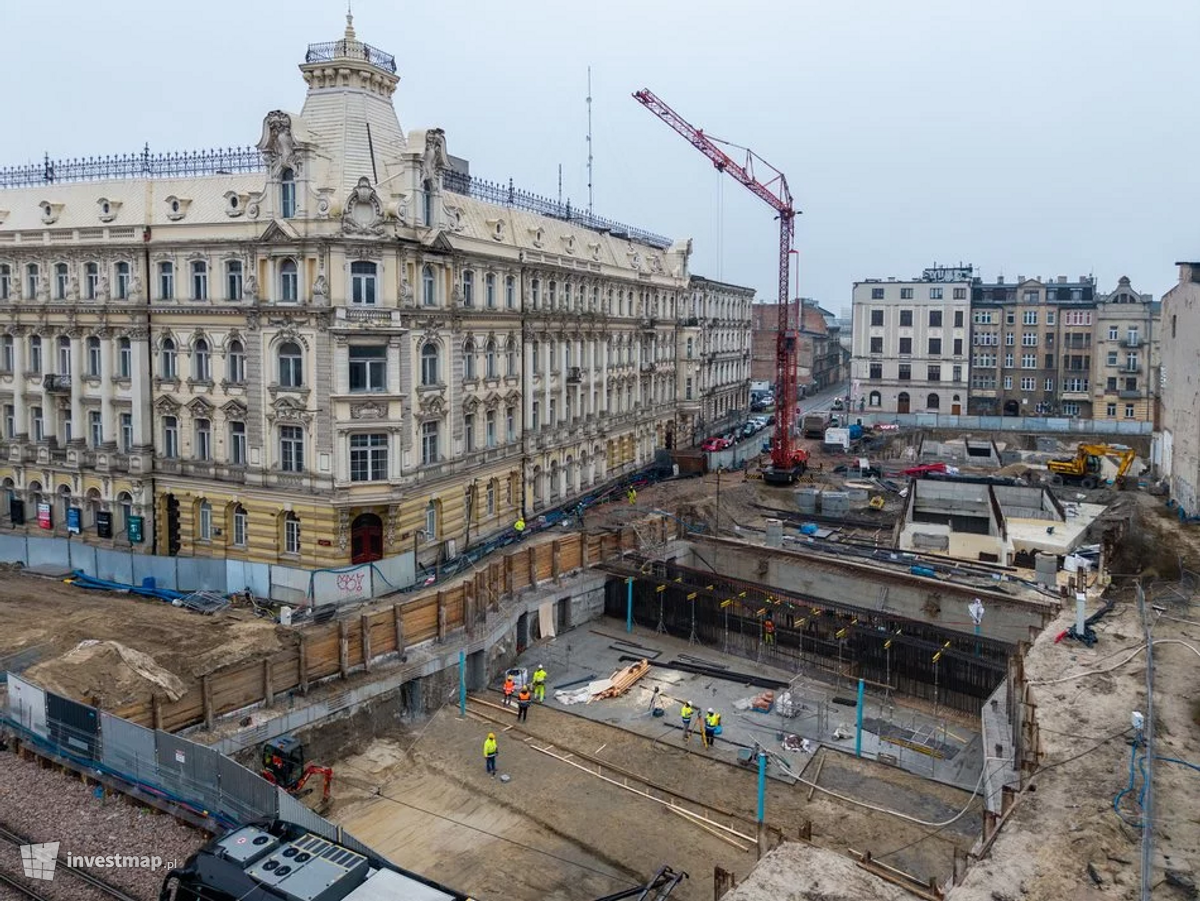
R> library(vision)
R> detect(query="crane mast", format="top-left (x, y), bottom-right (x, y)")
top-left (633, 89), bottom-right (805, 481)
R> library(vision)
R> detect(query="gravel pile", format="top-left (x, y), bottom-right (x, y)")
top-left (0, 749), bottom-right (206, 901)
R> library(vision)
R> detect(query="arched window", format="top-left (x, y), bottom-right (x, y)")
top-left (485, 339), bottom-right (497, 378)
top-left (54, 263), bottom-right (69, 300)
top-left (27, 480), bottom-right (43, 513)
top-left (420, 342), bottom-right (439, 386)
top-left (462, 270), bottom-right (475, 307)
top-left (283, 511), bottom-right (301, 554)
top-left (85, 262), bottom-right (99, 299)
top-left (197, 499), bottom-right (212, 541)
top-left (422, 264), bottom-right (436, 306)
top-left (280, 168), bottom-right (296, 219)
top-left (278, 341), bottom-right (303, 387)
top-left (116, 491), bottom-right (133, 534)
top-left (231, 504), bottom-right (248, 547)
top-left (227, 339), bottom-right (245, 383)
top-left (160, 337), bottom-right (177, 379)
top-left (927, 393), bottom-right (940, 410)
top-left (868, 390), bottom-right (881, 408)
top-left (279, 258), bottom-right (298, 303)
top-left (350, 261), bottom-right (377, 305)
top-left (463, 340), bottom-right (476, 380)
top-left (424, 500), bottom-right (438, 538)
top-left (191, 260), bottom-right (208, 300)
top-left (57, 483), bottom-right (72, 523)
top-left (115, 261), bottom-right (131, 300)
top-left (193, 338), bottom-right (211, 381)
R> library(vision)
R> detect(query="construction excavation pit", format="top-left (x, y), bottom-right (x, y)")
top-left (5, 458), bottom-right (1198, 901)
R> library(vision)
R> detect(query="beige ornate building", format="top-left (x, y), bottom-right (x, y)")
top-left (0, 18), bottom-right (727, 570)
top-left (679, 277), bottom-right (754, 443)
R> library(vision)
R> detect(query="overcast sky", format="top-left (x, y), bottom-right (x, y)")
top-left (3, 0), bottom-right (1197, 314)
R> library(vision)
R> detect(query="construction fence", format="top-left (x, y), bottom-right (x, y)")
top-left (3, 671), bottom-right (373, 854)
top-left (851, 412), bottom-right (1153, 436)
top-left (0, 532), bottom-right (415, 607)
top-left (108, 528), bottom-right (653, 734)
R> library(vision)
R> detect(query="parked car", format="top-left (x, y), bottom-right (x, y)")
top-left (701, 437), bottom-right (730, 452)
top-left (832, 397), bottom-right (845, 411)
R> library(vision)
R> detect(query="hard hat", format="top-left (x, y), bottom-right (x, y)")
top-left (488, 732), bottom-right (495, 739)
top-left (708, 707), bottom-right (714, 713)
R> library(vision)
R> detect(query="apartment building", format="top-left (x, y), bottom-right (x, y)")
top-left (1091, 276), bottom-right (1160, 423)
top-left (851, 266), bottom-right (972, 414)
top-left (751, 299), bottom-right (848, 399)
top-left (967, 275), bottom-right (1097, 417)
top-left (1159, 262), bottom-right (1200, 515)
top-left (0, 17), bottom-right (710, 569)
top-left (680, 277), bottom-right (754, 444)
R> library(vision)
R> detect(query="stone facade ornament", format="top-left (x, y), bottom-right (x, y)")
top-left (349, 400), bottom-right (387, 420)
top-left (312, 274), bottom-right (329, 300)
top-left (421, 129), bottom-right (449, 182)
top-left (244, 275), bottom-right (258, 300)
top-left (342, 176), bottom-right (386, 236)
top-left (259, 110), bottom-right (300, 172)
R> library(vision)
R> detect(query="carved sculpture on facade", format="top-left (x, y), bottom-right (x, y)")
top-left (349, 400), bottom-right (387, 420)
top-left (421, 129), bottom-right (449, 182)
top-left (259, 110), bottom-right (300, 172)
top-left (342, 176), bottom-right (386, 236)
top-left (243, 274), bottom-right (259, 300)
top-left (312, 274), bottom-right (329, 300)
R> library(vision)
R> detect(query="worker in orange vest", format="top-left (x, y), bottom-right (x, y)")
top-left (516, 684), bottom-right (532, 722)
top-left (502, 674), bottom-right (515, 706)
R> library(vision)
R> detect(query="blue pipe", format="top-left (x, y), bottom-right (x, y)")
top-left (459, 649), bottom-right (467, 717)
top-left (626, 577), bottom-right (634, 633)
top-left (854, 678), bottom-right (865, 758)
top-left (757, 749), bottom-right (767, 823)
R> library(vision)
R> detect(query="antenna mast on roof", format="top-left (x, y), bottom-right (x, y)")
top-left (557, 164), bottom-right (562, 209)
top-left (587, 66), bottom-right (594, 216)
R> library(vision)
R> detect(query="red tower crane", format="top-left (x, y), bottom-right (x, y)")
top-left (633, 89), bottom-right (807, 483)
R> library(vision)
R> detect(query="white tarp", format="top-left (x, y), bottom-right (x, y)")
top-left (538, 602), bottom-right (557, 639)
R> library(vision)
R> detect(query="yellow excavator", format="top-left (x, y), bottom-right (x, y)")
top-left (1047, 443), bottom-right (1137, 490)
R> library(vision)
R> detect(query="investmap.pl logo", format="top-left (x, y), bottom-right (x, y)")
top-left (19, 842), bottom-right (59, 881)
top-left (19, 841), bottom-right (174, 880)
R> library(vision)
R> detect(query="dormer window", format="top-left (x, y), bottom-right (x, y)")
top-left (96, 197), bottom-right (121, 222)
top-left (40, 202), bottom-right (61, 225)
top-left (280, 168), bottom-right (296, 219)
top-left (164, 196), bottom-right (191, 221)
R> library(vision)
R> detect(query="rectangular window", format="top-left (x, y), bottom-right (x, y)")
top-left (350, 433), bottom-right (388, 481)
top-left (928, 310), bottom-right (943, 327)
top-left (421, 420), bottom-right (439, 465)
top-left (870, 309), bottom-right (884, 326)
top-left (1022, 353), bottom-right (1036, 368)
top-left (88, 411), bottom-right (102, 448)
top-left (1004, 353), bottom-right (1014, 368)
top-left (195, 419), bottom-right (211, 461)
top-left (120, 413), bottom-right (132, 453)
top-left (900, 288), bottom-right (913, 299)
top-left (953, 338), bottom-right (963, 355)
top-left (929, 287), bottom-right (943, 300)
top-left (869, 363), bottom-right (883, 379)
top-left (1023, 310), bottom-right (1038, 325)
top-left (952, 364), bottom-right (962, 382)
top-left (159, 263), bottom-right (174, 300)
top-left (506, 406), bottom-right (515, 442)
top-left (163, 416), bottom-right (178, 458)
top-left (285, 517), bottom-right (301, 554)
top-left (233, 509), bottom-right (248, 547)
top-left (1045, 354), bottom-right (1055, 369)
top-left (226, 261), bottom-right (243, 301)
top-left (348, 345), bottom-right (387, 392)
top-left (871, 287), bottom-right (884, 300)
top-left (87, 340), bottom-right (101, 376)
top-left (191, 263), bottom-right (208, 301)
top-left (279, 425), bottom-right (304, 472)
top-left (199, 504), bottom-right (212, 542)
top-left (531, 400), bottom-right (540, 431)
top-left (464, 412), bottom-right (476, 452)
top-left (1125, 404), bottom-right (1136, 419)
top-left (486, 410), bottom-right (497, 447)
top-left (31, 406), bottom-right (43, 442)
top-left (1062, 402), bottom-right (1080, 416)
top-left (1005, 333), bottom-right (1015, 346)
top-left (229, 422), bottom-right (246, 465)
top-left (927, 365), bottom-right (941, 382)
top-left (928, 338), bottom-right (942, 355)
top-left (1022, 333), bottom-right (1038, 346)
top-left (1021, 377), bottom-right (1036, 391)
top-left (0, 336), bottom-right (11, 372)
top-left (485, 273), bottom-right (496, 308)
top-left (1108, 326), bottom-right (1119, 340)
top-left (1045, 311), bottom-right (1056, 325)
top-left (506, 276), bottom-right (516, 309)
top-left (899, 310), bottom-right (913, 327)
top-left (685, 377), bottom-right (693, 400)
top-left (1003, 376), bottom-right (1013, 390)
top-left (899, 337), bottom-right (912, 354)
top-left (351, 261), bottom-right (377, 305)
top-left (1106, 403), bottom-right (1117, 417)
top-left (1107, 376), bottom-right (1118, 391)
top-left (869, 336), bottom-right (883, 354)
top-left (897, 364), bottom-right (911, 381)
top-left (953, 288), bottom-right (966, 300)
top-left (973, 311), bottom-right (993, 324)
top-left (1045, 378), bottom-right (1055, 391)
top-left (3, 404), bottom-right (13, 439)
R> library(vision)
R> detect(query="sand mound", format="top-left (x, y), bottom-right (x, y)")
top-left (25, 639), bottom-right (187, 706)
top-left (723, 843), bottom-right (911, 901)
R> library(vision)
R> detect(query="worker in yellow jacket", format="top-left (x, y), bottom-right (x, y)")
top-left (680, 701), bottom-right (695, 742)
top-left (532, 664), bottom-right (548, 702)
top-left (483, 732), bottom-right (498, 776)
top-left (704, 708), bottom-right (721, 749)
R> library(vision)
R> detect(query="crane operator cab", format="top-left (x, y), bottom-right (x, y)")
top-left (262, 735), bottom-right (305, 790)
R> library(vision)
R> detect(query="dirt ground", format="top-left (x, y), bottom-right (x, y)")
top-left (950, 581), bottom-right (1200, 900)
top-left (324, 696), bottom-right (979, 901)
top-left (0, 571), bottom-right (293, 706)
